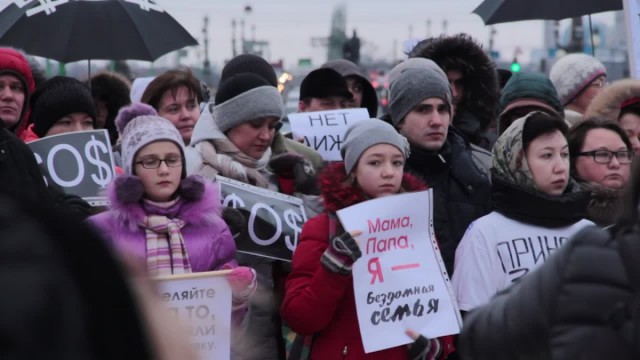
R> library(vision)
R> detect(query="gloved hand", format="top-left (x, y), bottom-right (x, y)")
top-left (221, 207), bottom-right (246, 238)
top-left (268, 152), bottom-right (319, 195)
top-left (59, 194), bottom-right (94, 219)
top-left (406, 329), bottom-right (442, 360)
top-left (226, 266), bottom-right (257, 304)
top-left (321, 231), bottom-right (362, 275)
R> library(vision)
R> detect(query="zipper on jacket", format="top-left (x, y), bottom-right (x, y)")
top-left (342, 345), bottom-right (348, 358)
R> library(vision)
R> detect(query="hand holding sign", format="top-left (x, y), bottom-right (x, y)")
top-left (337, 190), bottom-right (461, 353)
top-left (288, 108), bottom-right (369, 161)
top-left (321, 230), bottom-right (364, 275)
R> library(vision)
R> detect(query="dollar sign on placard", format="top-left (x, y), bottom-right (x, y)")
top-left (223, 193), bottom-right (245, 209)
top-left (284, 209), bottom-right (303, 251)
top-left (84, 135), bottom-right (112, 188)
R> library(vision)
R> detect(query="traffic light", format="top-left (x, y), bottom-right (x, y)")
top-left (510, 57), bottom-right (521, 73)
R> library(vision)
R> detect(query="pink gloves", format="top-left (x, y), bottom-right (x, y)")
top-left (226, 266), bottom-right (257, 306)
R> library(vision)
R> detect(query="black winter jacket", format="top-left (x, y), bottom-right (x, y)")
top-left (405, 128), bottom-right (491, 274)
top-left (459, 225), bottom-right (633, 359)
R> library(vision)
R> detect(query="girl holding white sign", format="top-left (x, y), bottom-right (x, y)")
top-left (282, 119), bottom-right (452, 359)
top-left (88, 103), bottom-right (256, 316)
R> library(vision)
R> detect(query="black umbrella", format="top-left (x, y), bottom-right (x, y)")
top-left (473, 0), bottom-right (623, 25)
top-left (0, 0), bottom-right (198, 63)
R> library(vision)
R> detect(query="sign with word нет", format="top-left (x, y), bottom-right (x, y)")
top-left (218, 176), bottom-right (308, 261)
top-left (27, 129), bottom-right (116, 206)
top-left (288, 108), bottom-right (369, 161)
top-left (155, 270), bottom-right (232, 360)
top-left (337, 190), bottom-right (461, 353)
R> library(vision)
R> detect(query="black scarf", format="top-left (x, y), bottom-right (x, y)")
top-left (492, 170), bottom-right (590, 228)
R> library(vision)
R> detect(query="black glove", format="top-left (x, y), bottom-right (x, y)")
top-left (408, 334), bottom-right (441, 360)
top-left (58, 194), bottom-right (94, 219)
top-left (321, 232), bottom-right (362, 275)
top-left (222, 207), bottom-right (246, 239)
top-left (268, 153), bottom-right (319, 195)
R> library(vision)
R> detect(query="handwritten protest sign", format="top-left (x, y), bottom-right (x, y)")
top-left (624, 0), bottom-right (640, 78)
top-left (288, 108), bottom-right (369, 161)
top-left (155, 271), bottom-right (233, 360)
top-left (217, 176), bottom-right (308, 261)
top-left (336, 190), bottom-right (461, 353)
top-left (27, 129), bottom-right (116, 206)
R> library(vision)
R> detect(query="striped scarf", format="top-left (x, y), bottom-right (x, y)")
top-left (143, 214), bottom-right (192, 277)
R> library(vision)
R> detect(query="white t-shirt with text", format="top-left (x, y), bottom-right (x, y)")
top-left (451, 211), bottom-right (593, 311)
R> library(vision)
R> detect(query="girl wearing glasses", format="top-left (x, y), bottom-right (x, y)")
top-left (567, 119), bottom-right (632, 226)
top-left (88, 103), bottom-right (256, 316)
top-left (452, 112), bottom-right (593, 312)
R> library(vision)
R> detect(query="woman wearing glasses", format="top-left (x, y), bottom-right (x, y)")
top-left (452, 111), bottom-right (592, 312)
top-left (88, 103), bottom-right (256, 312)
top-left (567, 119), bottom-right (633, 226)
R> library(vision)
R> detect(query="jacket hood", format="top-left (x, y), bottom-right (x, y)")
top-left (321, 59), bottom-right (378, 117)
top-left (585, 79), bottom-right (640, 121)
top-left (188, 103), bottom-right (225, 146)
top-left (0, 48), bottom-right (36, 137)
top-left (409, 33), bottom-right (499, 131)
top-left (106, 174), bottom-right (222, 231)
top-left (319, 161), bottom-right (427, 213)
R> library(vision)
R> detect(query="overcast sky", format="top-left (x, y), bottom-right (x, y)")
top-left (153, 0), bottom-right (617, 69)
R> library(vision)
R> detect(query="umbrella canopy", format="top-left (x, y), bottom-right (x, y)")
top-left (473, 0), bottom-right (623, 25)
top-left (0, 0), bottom-right (198, 63)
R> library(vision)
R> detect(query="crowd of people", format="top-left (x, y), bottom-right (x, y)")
top-left (2, 31), bottom-right (640, 360)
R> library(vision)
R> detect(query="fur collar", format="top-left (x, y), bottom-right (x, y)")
top-left (585, 79), bottom-right (640, 121)
top-left (107, 174), bottom-right (221, 231)
top-left (580, 182), bottom-right (623, 226)
top-left (319, 162), bottom-right (427, 213)
top-left (409, 33), bottom-right (499, 131)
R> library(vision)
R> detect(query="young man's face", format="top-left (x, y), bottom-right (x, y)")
top-left (298, 96), bottom-right (349, 112)
top-left (398, 98), bottom-right (451, 151)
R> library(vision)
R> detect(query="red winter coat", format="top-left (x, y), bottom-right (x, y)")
top-left (282, 162), bottom-right (453, 359)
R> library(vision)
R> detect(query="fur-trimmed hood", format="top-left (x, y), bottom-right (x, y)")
top-left (409, 33), bottom-right (499, 132)
top-left (585, 79), bottom-right (640, 121)
top-left (318, 162), bottom-right (427, 213)
top-left (106, 174), bottom-right (222, 231)
top-left (579, 181), bottom-right (623, 226)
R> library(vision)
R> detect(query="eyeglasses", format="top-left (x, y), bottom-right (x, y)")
top-left (589, 79), bottom-right (608, 89)
top-left (575, 150), bottom-right (633, 164)
top-left (135, 157), bottom-right (183, 169)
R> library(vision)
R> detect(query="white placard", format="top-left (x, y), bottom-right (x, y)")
top-left (624, 0), bottom-right (640, 79)
top-left (336, 190), bottom-right (462, 354)
top-left (288, 108), bottom-right (370, 161)
top-left (155, 271), bottom-right (233, 360)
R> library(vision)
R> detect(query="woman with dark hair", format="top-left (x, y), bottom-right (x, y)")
top-left (456, 160), bottom-right (640, 360)
top-left (568, 119), bottom-right (632, 225)
top-left (89, 71), bottom-right (131, 146)
top-left (141, 68), bottom-right (203, 145)
top-left (452, 111), bottom-right (592, 312)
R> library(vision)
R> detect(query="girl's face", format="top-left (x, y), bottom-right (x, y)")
top-left (353, 144), bottom-right (404, 199)
top-left (226, 117), bottom-right (280, 160)
top-left (134, 141), bottom-right (183, 202)
top-left (525, 130), bottom-right (570, 196)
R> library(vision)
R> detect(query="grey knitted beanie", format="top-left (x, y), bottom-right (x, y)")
top-left (388, 66), bottom-right (452, 126)
top-left (341, 118), bottom-right (410, 174)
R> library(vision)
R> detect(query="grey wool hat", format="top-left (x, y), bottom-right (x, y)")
top-left (341, 118), bottom-right (410, 174)
top-left (388, 66), bottom-right (452, 126)
top-left (213, 73), bottom-right (284, 132)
